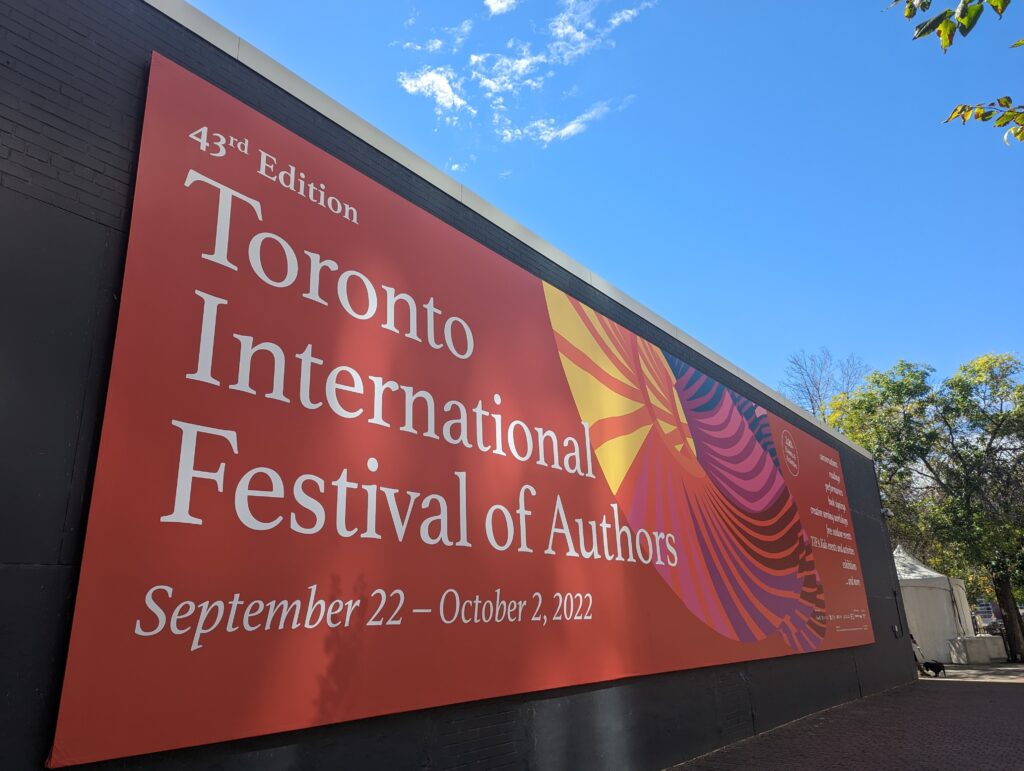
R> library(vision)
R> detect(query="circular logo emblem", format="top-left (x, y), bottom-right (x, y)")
top-left (780, 429), bottom-right (800, 477)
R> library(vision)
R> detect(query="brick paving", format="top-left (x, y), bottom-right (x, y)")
top-left (676, 665), bottom-right (1024, 770)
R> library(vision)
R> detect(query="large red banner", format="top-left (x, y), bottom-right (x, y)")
top-left (49, 54), bottom-right (872, 766)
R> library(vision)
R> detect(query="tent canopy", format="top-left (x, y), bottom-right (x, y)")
top-left (894, 546), bottom-right (974, 662)
top-left (894, 545), bottom-right (951, 587)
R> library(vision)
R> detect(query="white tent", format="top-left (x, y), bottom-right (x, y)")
top-left (894, 546), bottom-right (974, 663)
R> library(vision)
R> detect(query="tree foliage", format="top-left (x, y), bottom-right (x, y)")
top-left (893, 0), bottom-right (1024, 143)
top-left (831, 353), bottom-right (1024, 659)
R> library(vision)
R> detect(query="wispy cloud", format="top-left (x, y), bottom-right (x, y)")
top-left (446, 19), bottom-right (473, 52)
top-left (398, 18), bottom-right (473, 55)
top-left (398, 66), bottom-right (476, 118)
top-left (548, 0), bottom-right (655, 63)
top-left (446, 154), bottom-right (477, 173)
top-left (474, 1), bottom-right (657, 106)
top-left (513, 101), bottom-right (611, 145)
top-left (396, 1), bottom-right (656, 145)
top-left (608, 1), bottom-right (655, 29)
top-left (547, 0), bottom-right (600, 64)
top-left (403, 38), bottom-right (443, 53)
top-left (485, 0), bottom-right (520, 15)
top-left (470, 43), bottom-right (550, 96)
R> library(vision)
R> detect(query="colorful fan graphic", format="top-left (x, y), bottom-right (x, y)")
top-left (543, 283), bottom-right (827, 652)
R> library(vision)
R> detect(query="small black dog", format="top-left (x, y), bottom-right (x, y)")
top-left (922, 660), bottom-right (946, 677)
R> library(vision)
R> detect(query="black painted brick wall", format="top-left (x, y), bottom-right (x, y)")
top-left (0, 1), bottom-right (915, 769)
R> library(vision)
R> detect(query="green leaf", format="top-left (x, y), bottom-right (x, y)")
top-left (994, 110), bottom-right (1017, 126)
top-left (945, 104), bottom-right (968, 122)
top-left (938, 18), bottom-right (958, 49)
top-left (973, 106), bottom-right (986, 119)
top-left (1011, 39), bottom-right (1024, 47)
top-left (914, 10), bottom-right (953, 38)
top-left (905, 1), bottom-right (918, 18)
top-left (997, 96), bottom-right (1013, 107)
top-left (986, 0), bottom-right (1011, 18)
top-left (980, 109), bottom-right (996, 120)
top-left (957, 2), bottom-right (984, 34)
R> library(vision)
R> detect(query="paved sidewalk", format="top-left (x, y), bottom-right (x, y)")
top-left (676, 665), bottom-right (1024, 770)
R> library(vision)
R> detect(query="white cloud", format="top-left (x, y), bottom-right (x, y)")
top-left (608, 8), bottom-right (637, 27)
top-left (446, 19), bottom-right (473, 51)
top-left (395, 1), bottom-right (654, 146)
top-left (547, 0), bottom-right (600, 64)
top-left (470, 44), bottom-right (549, 96)
top-left (547, 0), bottom-right (657, 63)
top-left (492, 111), bottom-right (519, 142)
top-left (446, 154), bottom-right (476, 173)
top-left (485, 0), bottom-right (519, 15)
top-left (403, 20), bottom-right (472, 55)
top-left (608, 2), bottom-right (655, 29)
top-left (495, 100), bottom-right (612, 145)
top-left (403, 38), bottom-right (444, 52)
top-left (398, 66), bottom-right (476, 116)
top-left (526, 101), bottom-right (610, 144)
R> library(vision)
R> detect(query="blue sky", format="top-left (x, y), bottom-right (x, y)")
top-left (188, 0), bottom-right (1021, 392)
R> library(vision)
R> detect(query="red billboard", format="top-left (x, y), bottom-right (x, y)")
top-left (49, 54), bottom-right (872, 766)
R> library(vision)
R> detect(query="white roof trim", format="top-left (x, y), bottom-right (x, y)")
top-left (143, 0), bottom-right (873, 460)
